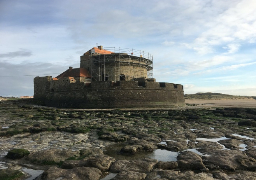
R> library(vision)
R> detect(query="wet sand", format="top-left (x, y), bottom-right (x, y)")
top-left (185, 99), bottom-right (256, 108)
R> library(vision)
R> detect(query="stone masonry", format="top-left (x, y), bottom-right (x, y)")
top-left (34, 46), bottom-right (185, 108)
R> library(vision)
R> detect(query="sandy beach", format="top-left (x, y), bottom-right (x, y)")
top-left (185, 99), bottom-right (256, 108)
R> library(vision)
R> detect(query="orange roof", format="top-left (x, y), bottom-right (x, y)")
top-left (52, 78), bottom-right (58, 80)
top-left (56, 68), bottom-right (91, 79)
top-left (84, 46), bottom-right (113, 55)
top-left (92, 47), bottom-right (113, 54)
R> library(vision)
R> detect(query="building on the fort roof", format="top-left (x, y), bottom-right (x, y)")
top-left (34, 46), bottom-right (185, 108)
top-left (80, 46), bottom-right (153, 82)
top-left (56, 67), bottom-right (91, 83)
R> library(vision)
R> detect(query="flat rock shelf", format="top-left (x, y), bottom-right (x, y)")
top-left (0, 99), bottom-right (256, 180)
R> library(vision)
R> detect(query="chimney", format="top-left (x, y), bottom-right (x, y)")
top-left (98, 45), bottom-right (103, 50)
top-left (69, 67), bottom-right (73, 71)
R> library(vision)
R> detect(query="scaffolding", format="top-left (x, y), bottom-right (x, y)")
top-left (88, 47), bottom-right (153, 82)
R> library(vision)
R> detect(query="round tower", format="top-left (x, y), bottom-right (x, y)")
top-left (80, 46), bottom-right (153, 82)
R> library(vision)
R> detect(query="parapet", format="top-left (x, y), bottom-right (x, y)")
top-left (87, 81), bottom-right (183, 90)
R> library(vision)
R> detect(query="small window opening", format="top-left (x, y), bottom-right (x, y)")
top-left (120, 74), bottom-right (125, 81)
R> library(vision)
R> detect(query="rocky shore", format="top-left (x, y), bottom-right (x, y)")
top-left (0, 99), bottom-right (256, 180)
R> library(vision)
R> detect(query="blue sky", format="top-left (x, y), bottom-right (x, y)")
top-left (0, 0), bottom-right (256, 96)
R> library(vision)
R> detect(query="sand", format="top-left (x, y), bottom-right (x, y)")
top-left (185, 99), bottom-right (256, 108)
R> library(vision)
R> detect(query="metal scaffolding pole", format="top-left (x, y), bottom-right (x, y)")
top-left (119, 47), bottom-right (120, 81)
top-left (98, 55), bottom-right (101, 81)
top-left (114, 55), bottom-right (116, 82)
top-left (104, 54), bottom-right (105, 81)
top-left (90, 55), bottom-right (93, 81)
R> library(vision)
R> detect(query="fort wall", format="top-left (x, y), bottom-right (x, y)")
top-left (34, 76), bottom-right (184, 108)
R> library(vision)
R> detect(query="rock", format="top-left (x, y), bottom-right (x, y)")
top-left (6, 148), bottom-right (30, 159)
top-left (204, 150), bottom-right (256, 171)
top-left (166, 139), bottom-right (187, 151)
top-left (121, 145), bottom-right (143, 154)
top-left (62, 155), bottom-right (115, 171)
top-left (238, 120), bottom-right (256, 127)
top-left (79, 148), bottom-right (103, 157)
top-left (246, 149), bottom-right (256, 159)
top-left (146, 170), bottom-right (214, 180)
top-left (218, 139), bottom-right (241, 149)
top-left (0, 169), bottom-right (25, 180)
top-left (41, 166), bottom-right (102, 180)
top-left (120, 140), bottom-right (157, 154)
top-left (112, 171), bottom-right (147, 180)
top-left (237, 156), bottom-right (256, 171)
top-left (28, 149), bottom-right (80, 164)
top-left (154, 161), bottom-right (178, 170)
top-left (212, 171), bottom-right (230, 180)
top-left (145, 170), bottom-right (179, 180)
top-left (228, 170), bottom-right (256, 180)
top-left (98, 129), bottom-right (126, 142)
top-left (197, 132), bottom-right (225, 138)
top-left (110, 159), bottom-right (157, 173)
top-left (177, 151), bottom-right (207, 171)
top-left (61, 159), bottom-right (87, 169)
top-left (195, 141), bottom-right (224, 153)
top-left (85, 155), bottom-right (115, 171)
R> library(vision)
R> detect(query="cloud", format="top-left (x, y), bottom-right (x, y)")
top-left (0, 49), bottom-right (32, 59)
top-left (0, 61), bottom-right (73, 96)
top-left (202, 75), bottom-right (241, 82)
top-left (223, 44), bottom-right (241, 54)
top-left (162, 41), bottom-right (175, 46)
top-left (184, 84), bottom-right (195, 89)
top-left (221, 61), bottom-right (256, 71)
top-left (191, 0), bottom-right (256, 54)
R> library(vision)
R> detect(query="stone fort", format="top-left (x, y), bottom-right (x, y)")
top-left (34, 46), bottom-right (185, 108)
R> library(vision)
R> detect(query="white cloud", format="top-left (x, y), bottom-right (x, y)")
top-left (191, 0), bottom-right (256, 54)
top-left (184, 84), bottom-right (195, 89)
top-left (221, 61), bottom-right (256, 71)
top-left (223, 44), bottom-right (241, 54)
top-left (162, 41), bottom-right (175, 46)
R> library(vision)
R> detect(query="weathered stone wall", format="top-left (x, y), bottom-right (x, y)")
top-left (34, 77), bottom-right (185, 108)
top-left (34, 76), bottom-right (51, 99)
top-left (80, 54), bottom-right (149, 81)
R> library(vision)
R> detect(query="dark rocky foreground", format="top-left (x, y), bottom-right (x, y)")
top-left (0, 100), bottom-right (256, 180)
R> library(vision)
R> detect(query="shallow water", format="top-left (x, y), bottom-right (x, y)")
top-left (23, 168), bottom-right (44, 180)
top-left (0, 151), bottom-right (8, 169)
top-left (239, 144), bottom-right (247, 151)
top-left (232, 134), bottom-right (254, 140)
top-left (196, 137), bottom-right (230, 150)
top-left (149, 149), bottom-right (179, 162)
top-left (196, 137), bottom-right (229, 142)
top-left (1, 126), bottom-right (9, 129)
top-left (105, 144), bottom-right (179, 162)
top-left (0, 161), bottom-right (7, 169)
top-left (101, 173), bottom-right (117, 180)
top-left (186, 149), bottom-right (209, 156)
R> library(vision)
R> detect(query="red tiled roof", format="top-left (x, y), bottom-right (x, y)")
top-left (92, 47), bottom-right (112, 54)
top-left (84, 47), bottom-right (113, 55)
top-left (56, 68), bottom-right (91, 79)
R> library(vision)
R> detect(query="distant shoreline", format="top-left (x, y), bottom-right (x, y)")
top-left (186, 99), bottom-right (256, 108)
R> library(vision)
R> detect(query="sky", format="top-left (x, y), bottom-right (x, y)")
top-left (0, 0), bottom-right (256, 97)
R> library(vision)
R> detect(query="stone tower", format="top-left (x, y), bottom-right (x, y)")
top-left (80, 46), bottom-right (153, 82)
